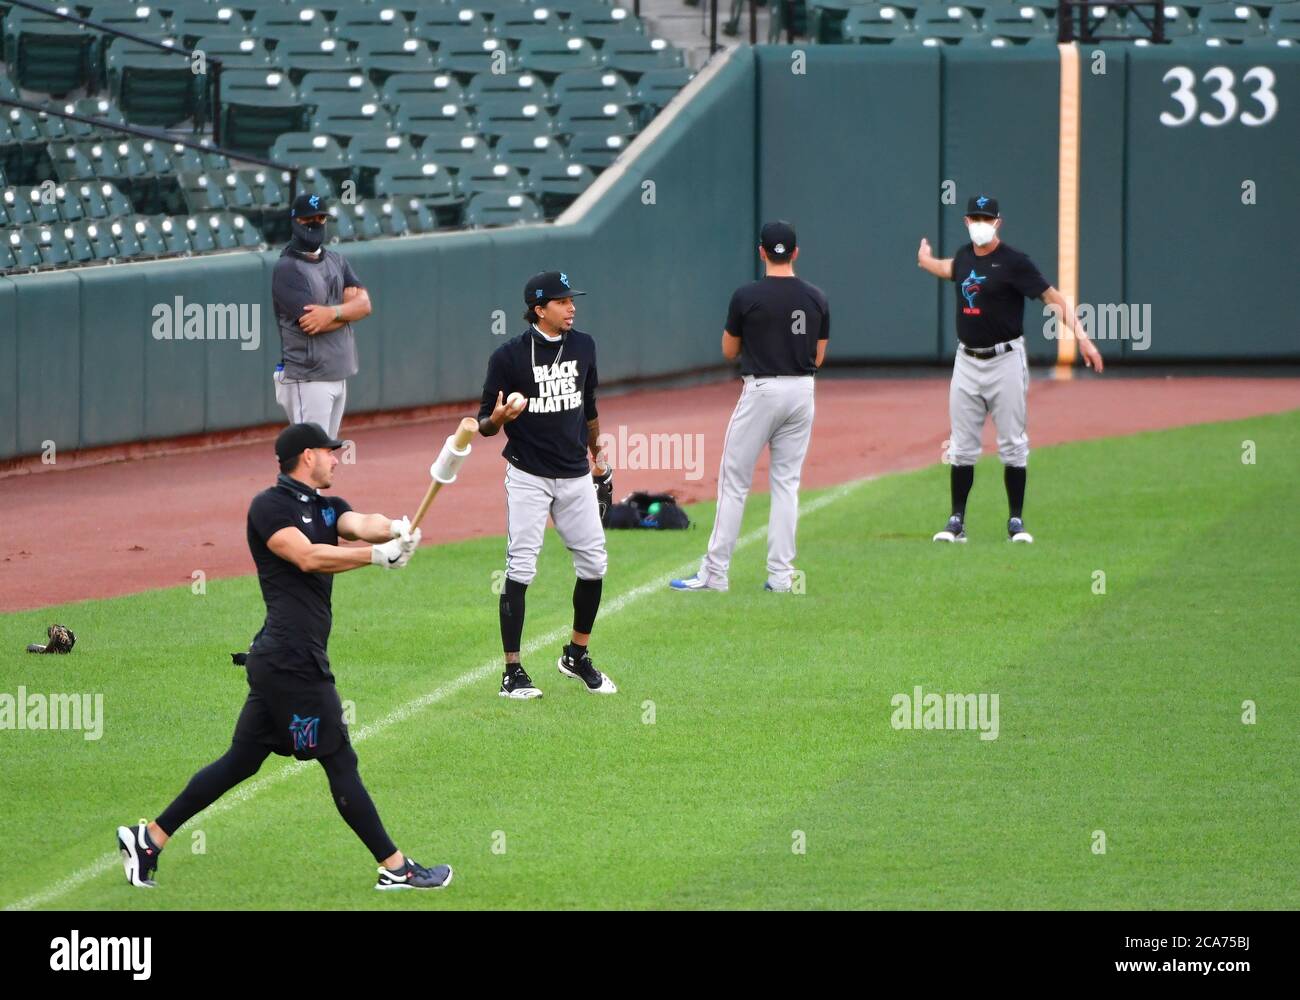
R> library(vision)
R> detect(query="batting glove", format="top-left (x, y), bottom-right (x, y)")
top-left (372, 537), bottom-right (414, 570)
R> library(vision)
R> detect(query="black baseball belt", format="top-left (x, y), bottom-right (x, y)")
top-left (960, 340), bottom-right (1017, 360)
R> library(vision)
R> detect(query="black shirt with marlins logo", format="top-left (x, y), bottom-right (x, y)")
top-left (478, 327), bottom-right (599, 479)
top-left (949, 242), bottom-right (1050, 349)
top-left (246, 473), bottom-right (353, 672)
top-left (724, 276), bottom-right (830, 376)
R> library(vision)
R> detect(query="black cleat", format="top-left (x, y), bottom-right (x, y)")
top-left (1008, 517), bottom-right (1034, 543)
top-left (933, 515), bottom-right (967, 543)
top-left (499, 664), bottom-right (542, 699)
top-left (375, 858), bottom-right (453, 890)
top-left (557, 651), bottom-right (617, 694)
top-left (117, 820), bottom-right (161, 888)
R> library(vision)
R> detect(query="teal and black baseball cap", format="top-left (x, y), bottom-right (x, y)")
top-left (524, 271), bottom-right (586, 305)
top-left (760, 220), bottom-right (797, 260)
top-left (290, 192), bottom-right (329, 218)
top-left (275, 422), bottom-right (344, 462)
top-left (966, 195), bottom-right (1000, 218)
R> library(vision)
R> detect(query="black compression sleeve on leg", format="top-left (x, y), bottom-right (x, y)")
top-left (155, 741), bottom-right (270, 836)
top-left (1004, 465), bottom-right (1026, 519)
top-left (572, 577), bottom-right (603, 635)
top-left (951, 464), bottom-right (975, 519)
top-left (319, 743), bottom-right (398, 863)
top-left (500, 577), bottom-right (527, 654)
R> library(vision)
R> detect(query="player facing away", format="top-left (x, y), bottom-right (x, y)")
top-left (917, 195), bottom-right (1103, 543)
top-left (671, 221), bottom-right (829, 593)
top-left (477, 271), bottom-right (616, 699)
top-left (116, 423), bottom-right (453, 891)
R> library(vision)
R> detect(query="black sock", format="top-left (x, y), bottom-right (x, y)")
top-left (499, 577), bottom-right (527, 658)
top-left (572, 577), bottom-right (602, 635)
top-left (565, 641), bottom-right (587, 662)
top-left (951, 464), bottom-right (975, 519)
top-left (1004, 465), bottom-right (1026, 519)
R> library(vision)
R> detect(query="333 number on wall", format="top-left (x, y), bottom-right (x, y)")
top-left (1160, 65), bottom-right (1278, 127)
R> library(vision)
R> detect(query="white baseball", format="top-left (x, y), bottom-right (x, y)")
top-left (506, 392), bottom-right (527, 414)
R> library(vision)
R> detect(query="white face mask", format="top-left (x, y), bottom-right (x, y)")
top-left (968, 221), bottom-right (998, 247)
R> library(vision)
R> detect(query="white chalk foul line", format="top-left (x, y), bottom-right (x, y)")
top-left (4, 479), bottom-right (864, 911)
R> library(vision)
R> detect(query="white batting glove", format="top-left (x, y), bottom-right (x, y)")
top-left (389, 515), bottom-right (412, 541)
top-left (371, 537), bottom-right (413, 570)
top-left (398, 527), bottom-right (421, 556)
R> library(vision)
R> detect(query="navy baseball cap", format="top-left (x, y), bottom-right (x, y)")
top-left (966, 195), bottom-right (1000, 218)
top-left (275, 422), bottom-right (344, 462)
top-left (291, 192), bottom-right (329, 218)
top-left (760, 220), bottom-right (797, 260)
top-left (524, 271), bottom-right (586, 305)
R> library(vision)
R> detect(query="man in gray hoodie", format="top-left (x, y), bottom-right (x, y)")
top-left (271, 193), bottom-right (372, 438)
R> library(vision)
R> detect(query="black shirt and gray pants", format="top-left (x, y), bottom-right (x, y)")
top-left (698, 277), bottom-right (830, 591)
top-left (271, 248), bottom-right (362, 439)
top-left (152, 473), bottom-right (399, 865)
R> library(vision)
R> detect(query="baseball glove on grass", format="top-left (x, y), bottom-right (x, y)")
top-left (27, 623), bottom-right (76, 654)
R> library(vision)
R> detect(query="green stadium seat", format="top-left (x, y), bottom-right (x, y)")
top-left (71, 180), bottom-right (110, 219)
top-left (100, 137), bottom-right (153, 179)
top-left (571, 11), bottom-right (644, 47)
top-left (324, 202), bottom-right (357, 241)
top-left (1154, 5), bottom-right (1199, 39)
top-left (276, 35), bottom-right (357, 83)
top-left (58, 220), bottom-right (96, 262)
top-left (552, 68), bottom-right (635, 106)
top-left (6, 226), bottom-right (44, 268)
top-left (248, 7), bottom-right (333, 40)
top-left (391, 97), bottom-right (475, 136)
top-left (435, 35), bottom-right (511, 78)
top-left (598, 36), bottom-right (683, 78)
top-left (474, 96), bottom-right (557, 138)
top-left (342, 198), bottom-right (394, 238)
top-left (1269, 7), bottom-right (1300, 40)
top-left (380, 71), bottom-right (466, 107)
top-left (563, 129), bottom-right (628, 170)
top-left (82, 3), bottom-right (170, 38)
top-left (169, 8), bottom-right (246, 51)
top-left (46, 140), bottom-right (98, 182)
top-left (135, 138), bottom-right (175, 175)
top-left (463, 190), bottom-right (541, 227)
top-left (187, 211), bottom-right (235, 250)
top-left (842, 6), bottom-right (913, 43)
top-left (332, 8), bottom-right (413, 38)
top-left (212, 169), bottom-right (257, 210)
top-left (193, 34), bottom-right (275, 71)
top-left (911, 4), bottom-right (983, 41)
top-left (308, 92), bottom-right (395, 137)
top-left (55, 97), bottom-right (128, 141)
top-left (516, 35), bottom-right (600, 76)
top-left (411, 10), bottom-right (492, 46)
top-left (28, 184), bottom-right (61, 224)
top-left (464, 69), bottom-right (550, 104)
top-left (1196, 2), bottom-right (1267, 41)
top-left (228, 211), bottom-right (264, 247)
top-left (146, 213), bottom-right (193, 254)
top-left (457, 159), bottom-right (528, 197)
top-left (346, 133), bottom-right (421, 196)
top-left (633, 66), bottom-right (692, 121)
top-left (294, 166), bottom-right (336, 198)
top-left (78, 217), bottom-right (121, 259)
top-left (0, 69), bottom-right (20, 102)
top-left (554, 96), bottom-right (637, 137)
top-left (806, 0), bottom-right (865, 44)
top-left (495, 7), bottom-right (567, 46)
top-left (392, 195), bottom-right (438, 233)
top-left (416, 128), bottom-right (494, 173)
top-left (33, 109), bottom-right (72, 143)
top-left (373, 160), bottom-right (464, 224)
top-left (269, 132), bottom-right (350, 187)
top-left (21, 222), bottom-right (74, 266)
top-left (105, 45), bottom-right (200, 128)
top-left (216, 68), bottom-right (308, 157)
top-left (0, 239), bottom-right (17, 273)
top-left (983, 5), bottom-right (1054, 41)
top-left (174, 213), bottom-right (215, 251)
top-left (352, 35), bottom-right (438, 81)
top-left (125, 214), bottom-right (169, 255)
top-left (177, 170), bottom-right (227, 212)
top-left (493, 132), bottom-right (569, 172)
top-left (3, 9), bottom-right (96, 95)
top-left (301, 71), bottom-right (382, 107)
top-left (238, 167), bottom-right (290, 208)
top-left (99, 180), bottom-right (134, 216)
top-left (529, 158), bottom-right (594, 217)
top-left (53, 183), bottom-right (85, 222)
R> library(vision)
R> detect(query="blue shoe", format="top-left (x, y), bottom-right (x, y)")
top-left (669, 575), bottom-right (718, 592)
top-left (1008, 517), bottom-right (1034, 543)
top-left (376, 858), bottom-right (453, 890)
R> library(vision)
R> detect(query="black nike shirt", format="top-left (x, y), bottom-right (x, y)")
top-left (724, 276), bottom-right (830, 376)
top-left (950, 242), bottom-right (1050, 349)
top-left (478, 327), bottom-right (598, 478)
top-left (246, 474), bottom-right (352, 664)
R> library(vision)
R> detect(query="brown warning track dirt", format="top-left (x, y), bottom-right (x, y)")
top-left (1, 375), bottom-right (1297, 613)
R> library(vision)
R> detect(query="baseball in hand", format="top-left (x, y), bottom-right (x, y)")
top-left (506, 392), bottom-right (527, 415)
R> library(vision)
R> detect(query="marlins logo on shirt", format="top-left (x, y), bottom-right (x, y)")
top-left (960, 269), bottom-right (985, 315)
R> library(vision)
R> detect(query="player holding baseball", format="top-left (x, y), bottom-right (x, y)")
top-left (116, 423), bottom-right (452, 891)
top-left (671, 221), bottom-right (829, 593)
top-left (917, 194), bottom-right (1103, 543)
top-left (271, 193), bottom-right (372, 439)
top-left (477, 271), bottom-right (616, 699)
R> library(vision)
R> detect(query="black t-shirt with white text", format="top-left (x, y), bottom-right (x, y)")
top-left (246, 474), bottom-right (352, 667)
top-left (724, 276), bottom-right (830, 376)
top-left (950, 242), bottom-right (1050, 349)
top-left (478, 327), bottom-right (598, 479)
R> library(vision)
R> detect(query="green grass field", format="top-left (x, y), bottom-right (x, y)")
top-left (2, 411), bottom-right (1297, 910)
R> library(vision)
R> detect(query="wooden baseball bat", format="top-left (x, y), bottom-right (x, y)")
top-left (410, 417), bottom-right (478, 532)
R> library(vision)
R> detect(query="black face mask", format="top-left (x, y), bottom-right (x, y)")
top-left (290, 218), bottom-right (325, 255)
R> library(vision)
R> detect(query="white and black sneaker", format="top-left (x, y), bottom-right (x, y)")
top-left (933, 515), bottom-right (967, 543)
top-left (116, 820), bottom-right (161, 888)
top-left (1008, 517), bottom-right (1034, 543)
top-left (558, 651), bottom-right (617, 694)
top-left (499, 664), bottom-right (542, 699)
top-left (375, 858), bottom-right (453, 891)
